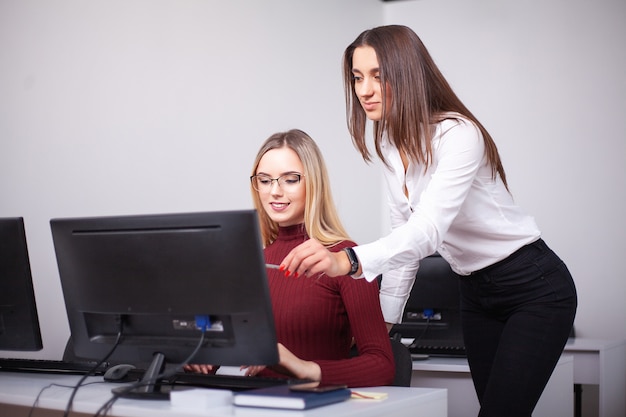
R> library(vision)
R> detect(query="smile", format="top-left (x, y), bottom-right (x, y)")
top-left (270, 202), bottom-right (289, 210)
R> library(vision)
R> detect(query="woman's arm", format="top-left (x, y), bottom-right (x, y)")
top-left (314, 271), bottom-right (395, 387)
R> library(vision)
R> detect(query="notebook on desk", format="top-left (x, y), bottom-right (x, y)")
top-left (233, 383), bottom-right (352, 410)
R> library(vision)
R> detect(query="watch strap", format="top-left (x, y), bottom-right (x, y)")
top-left (342, 247), bottom-right (359, 276)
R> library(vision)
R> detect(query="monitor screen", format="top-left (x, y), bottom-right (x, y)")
top-left (0, 217), bottom-right (43, 352)
top-left (50, 210), bottom-right (279, 393)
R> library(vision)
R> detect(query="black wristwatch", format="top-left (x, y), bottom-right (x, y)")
top-left (343, 247), bottom-right (359, 276)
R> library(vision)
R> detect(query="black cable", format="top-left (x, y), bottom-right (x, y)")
top-left (62, 318), bottom-right (125, 417)
top-left (27, 382), bottom-right (97, 417)
top-left (409, 315), bottom-right (432, 349)
top-left (28, 383), bottom-right (61, 417)
top-left (94, 326), bottom-right (208, 417)
top-left (26, 341), bottom-right (123, 417)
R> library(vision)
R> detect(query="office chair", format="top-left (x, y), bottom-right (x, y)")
top-left (389, 337), bottom-right (413, 387)
top-left (349, 336), bottom-right (413, 387)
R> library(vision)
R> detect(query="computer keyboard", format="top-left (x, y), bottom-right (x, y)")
top-left (409, 344), bottom-right (466, 357)
top-left (0, 358), bottom-right (109, 375)
top-left (0, 358), bottom-right (309, 391)
top-left (122, 368), bottom-right (312, 391)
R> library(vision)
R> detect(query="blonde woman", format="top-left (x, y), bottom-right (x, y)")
top-left (186, 129), bottom-right (394, 388)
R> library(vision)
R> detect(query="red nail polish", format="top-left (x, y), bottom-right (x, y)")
top-left (294, 271), bottom-right (299, 278)
top-left (285, 270), bottom-right (290, 277)
top-left (279, 265), bottom-right (285, 271)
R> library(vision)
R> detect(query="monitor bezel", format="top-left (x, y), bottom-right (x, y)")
top-left (50, 210), bottom-right (279, 371)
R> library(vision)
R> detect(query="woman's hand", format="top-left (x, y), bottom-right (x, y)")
top-left (272, 343), bottom-right (321, 381)
top-left (185, 343), bottom-right (322, 381)
top-left (240, 364), bottom-right (266, 376)
top-left (280, 238), bottom-right (351, 278)
top-left (182, 363), bottom-right (218, 374)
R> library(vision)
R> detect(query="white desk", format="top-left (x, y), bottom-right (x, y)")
top-left (0, 372), bottom-right (447, 417)
top-left (411, 354), bottom-right (573, 417)
top-left (563, 338), bottom-right (626, 417)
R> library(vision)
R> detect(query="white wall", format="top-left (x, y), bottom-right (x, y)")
top-left (0, 0), bottom-right (383, 359)
top-left (384, 0), bottom-right (626, 340)
top-left (1, 0), bottom-right (624, 361)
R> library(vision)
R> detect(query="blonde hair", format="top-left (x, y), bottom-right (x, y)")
top-left (250, 129), bottom-right (350, 247)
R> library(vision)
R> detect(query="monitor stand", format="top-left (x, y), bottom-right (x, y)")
top-left (112, 352), bottom-right (173, 400)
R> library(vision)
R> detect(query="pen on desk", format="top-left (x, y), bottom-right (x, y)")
top-left (265, 263), bottom-right (281, 270)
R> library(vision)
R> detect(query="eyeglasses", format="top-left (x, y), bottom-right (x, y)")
top-left (250, 173), bottom-right (303, 192)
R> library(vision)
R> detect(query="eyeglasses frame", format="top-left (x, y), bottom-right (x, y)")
top-left (250, 173), bottom-right (304, 192)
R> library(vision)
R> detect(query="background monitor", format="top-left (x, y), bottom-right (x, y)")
top-left (0, 217), bottom-right (43, 352)
top-left (389, 253), bottom-right (465, 357)
top-left (50, 210), bottom-right (279, 388)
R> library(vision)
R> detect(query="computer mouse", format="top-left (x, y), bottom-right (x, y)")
top-left (103, 363), bottom-right (136, 382)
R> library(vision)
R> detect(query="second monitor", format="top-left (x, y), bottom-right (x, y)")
top-left (0, 217), bottom-right (43, 352)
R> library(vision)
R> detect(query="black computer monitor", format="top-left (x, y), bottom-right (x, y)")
top-left (389, 253), bottom-right (465, 357)
top-left (50, 210), bottom-right (279, 397)
top-left (0, 217), bottom-right (43, 352)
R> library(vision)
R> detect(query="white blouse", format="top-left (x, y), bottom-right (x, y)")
top-left (353, 116), bottom-right (541, 323)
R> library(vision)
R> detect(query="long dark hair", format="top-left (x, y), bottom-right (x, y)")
top-left (343, 24), bottom-right (507, 188)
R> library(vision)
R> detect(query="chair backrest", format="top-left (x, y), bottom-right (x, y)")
top-left (389, 337), bottom-right (413, 387)
top-left (348, 337), bottom-right (413, 387)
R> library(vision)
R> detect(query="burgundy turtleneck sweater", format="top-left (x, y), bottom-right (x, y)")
top-left (258, 224), bottom-right (395, 388)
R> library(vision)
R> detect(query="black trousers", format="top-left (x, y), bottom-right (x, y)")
top-left (459, 239), bottom-right (577, 417)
